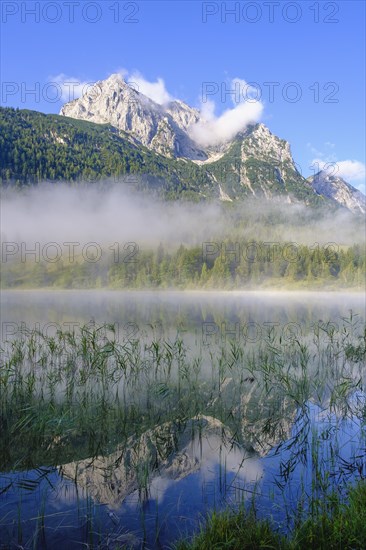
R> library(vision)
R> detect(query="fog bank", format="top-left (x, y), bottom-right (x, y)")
top-left (1, 183), bottom-right (364, 249)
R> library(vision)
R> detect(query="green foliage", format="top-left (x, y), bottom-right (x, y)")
top-left (292, 482), bottom-right (366, 549)
top-left (1, 317), bottom-right (365, 547)
top-left (176, 509), bottom-right (288, 549)
top-left (0, 107), bottom-right (213, 199)
top-left (0, 108), bottom-right (335, 207)
top-left (1, 241), bottom-right (364, 290)
top-left (207, 130), bottom-right (327, 207)
top-left (177, 483), bottom-right (366, 549)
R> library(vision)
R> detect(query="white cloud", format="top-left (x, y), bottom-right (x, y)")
top-left (310, 158), bottom-right (338, 175)
top-left (356, 183), bottom-right (366, 194)
top-left (306, 142), bottom-right (337, 161)
top-left (231, 78), bottom-right (261, 104)
top-left (114, 67), bottom-right (129, 80)
top-left (308, 141), bottom-right (365, 194)
top-left (189, 78), bottom-right (263, 148)
top-left (111, 72), bottom-right (263, 146)
top-left (111, 68), bottom-right (174, 105)
top-left (336, 160), bottom-right (365, 181)
top-left (49, 73), bottom-right (94, 103)
top-left (311, 158), bottom-right (366, 194)
top-left (200, 98), bottom-right (216, 120)
top-left (312, 158), bottom-right (365, 181)
top-left (54, 68), bottom-right (174, 106)
top-left (336, 160), bottom-right (365, 194)
top-left (118, 70), bottom-right (173, 105)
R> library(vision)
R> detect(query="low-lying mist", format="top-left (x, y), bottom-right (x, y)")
top-left (1, 182), bottom-right (364, 249)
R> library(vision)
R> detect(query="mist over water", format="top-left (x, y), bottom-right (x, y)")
top-left (1, 183), bottom-right (223, 247)
top-left (2, 289), bottom-right (365, 347)
top-left (1, 184), bottom-right (365, 549)
top-left (1, 182), bottom-right (364, 249)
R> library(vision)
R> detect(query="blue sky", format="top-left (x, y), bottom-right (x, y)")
top-left (1, 0), bottom-right (365, 190)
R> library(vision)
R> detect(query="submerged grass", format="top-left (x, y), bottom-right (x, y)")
top-left (176, 481), bottom-right (366, 550)
top-left (177, 508), bottom-right (288, 549)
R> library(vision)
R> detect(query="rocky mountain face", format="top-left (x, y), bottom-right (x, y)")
top-left (308, 171), bottom-right (366, 214)
top-left (60, 74), bottom-right (207, 160)
top-left (0, 105), bottom-right (328, 206)
top-left (208, 123), bottom-right (317, 204)
top-left (59, 415), bottom-right (246, 508)
top-left (59, 75), bottom-right (355, 209)
top-left (4, 73), bottom-right (364, 212)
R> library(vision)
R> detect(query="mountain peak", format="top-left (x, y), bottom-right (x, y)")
top-left (252, 122), bottom-right (271, 135)
top-left (105, 73), bottom-right (126, 84)
top-left (60, 74), bottom-right (207, 160)
top-left (309, 170), bottom-right (365, 214)
top-left (60, 74), bottom-right (270, 160)
top-left (57, 74), bottom-right (363, 214)
top-left (2, 106), bottom-right (362, 212)
top-left (241, 122), bottom-right (294, 167)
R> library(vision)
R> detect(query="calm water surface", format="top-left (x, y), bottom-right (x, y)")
top-left (0, 291), bottom-right (365, 549)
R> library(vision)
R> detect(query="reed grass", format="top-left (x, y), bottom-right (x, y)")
top-left (0, 313), bottom-right (365, 548)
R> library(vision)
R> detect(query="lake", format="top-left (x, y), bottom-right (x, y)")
top-left (0, 290), bottom-right (365, 549)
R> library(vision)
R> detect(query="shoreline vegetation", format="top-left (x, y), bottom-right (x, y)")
top-left (2, 282), bottom-right (364, 293)
top-left (1, 241), bottom-right (364, 290)
top-left (176, 480), bottom-right (366, 549)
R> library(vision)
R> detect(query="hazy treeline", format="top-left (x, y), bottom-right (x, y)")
top-left (1, 184), bottom-right (364, 289)
top-left (2, 240), bottom-right (364, 290)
